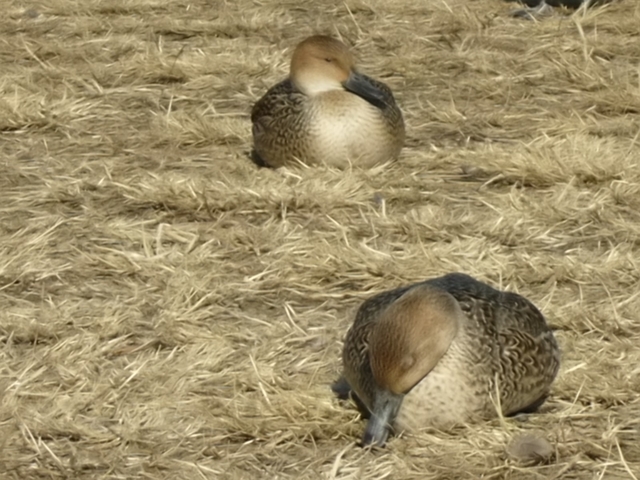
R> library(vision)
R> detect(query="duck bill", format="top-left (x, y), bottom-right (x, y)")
top-left (361, 390), bottom-right (403, 447)
top-left (343, 72), bottom-right (387, 110)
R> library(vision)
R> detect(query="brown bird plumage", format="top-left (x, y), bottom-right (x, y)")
top-left (336, 273), bottom-right (560, 447)
top-left (251, 36), bottom-right (405, 168)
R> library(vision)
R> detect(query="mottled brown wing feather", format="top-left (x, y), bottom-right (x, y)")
top-left (251, 79), bottom-right (298, 124)
top-left (250, 79), bottom-right (311, 167)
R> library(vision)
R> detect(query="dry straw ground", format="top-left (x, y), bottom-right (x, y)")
top-left (1, 0), bottom-right (639, 478)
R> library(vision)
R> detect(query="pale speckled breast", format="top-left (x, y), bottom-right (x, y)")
top-left (393, 315), bottom-right (559, 433)
top-left (305, 91), bottom-right (404, 168)
top-left (394, 329), bottom-right (492, 431)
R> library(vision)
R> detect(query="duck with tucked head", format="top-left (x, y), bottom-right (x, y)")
top-left (334, 273), bottom-right (560, 447)
top-left (251, 35), bottom-right (405, 169)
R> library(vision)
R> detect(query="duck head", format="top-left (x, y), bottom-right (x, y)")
top-left (363, 285), bottom-right (463, 446)
top-left (290, 35), bottom-right (388, 109)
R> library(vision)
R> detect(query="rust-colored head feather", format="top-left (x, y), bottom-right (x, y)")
top-left (368, 285), bottom-right (462, 395)
top-left (289, 36), bottom-right (355, 96)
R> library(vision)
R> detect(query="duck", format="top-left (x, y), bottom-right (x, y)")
top-left (506, 0), bottom-right (613, 18)
top-left (250, 35), bottom-right (405, 169)
top-left (334, 273), bottom-right (560, 447)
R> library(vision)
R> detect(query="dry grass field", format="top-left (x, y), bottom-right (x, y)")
top-left (1, 0), bottom-right (640, 478)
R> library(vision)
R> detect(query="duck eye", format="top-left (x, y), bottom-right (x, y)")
top-left (324, 58), bottom-right (332, 63)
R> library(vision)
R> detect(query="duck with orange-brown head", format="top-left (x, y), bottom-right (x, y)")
top-left (251, 36), bottom-right (405, 169)
top-left (335, 273), bottom-right (560, 447)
